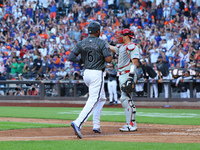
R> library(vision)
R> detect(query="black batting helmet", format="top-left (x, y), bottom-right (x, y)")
top-left (88, 21), bottom-right (100, 34)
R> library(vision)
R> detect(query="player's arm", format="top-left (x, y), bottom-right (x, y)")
top-left (68, 51), bottom-right (81, 63)
top-left (128, 44), bottom-right (140, 82)
top-left (105, 56), bottom-right (112, 63)
top-left (160, 50), bottom-right (166, 62)
top-left (68, 42), bottom-right (81, 63)
top-left (129, 58), bottom-right (139, 82)
top-left (109, 45), bottom-right (116, 53)
top-left (175, 76), bottom-right (182, 87)
top-left (142, 66), bottom-right (147, 81)
top-left (103, 42), bottom-right (113, 63)
top-left (158, 70), bottom-right (162, 82)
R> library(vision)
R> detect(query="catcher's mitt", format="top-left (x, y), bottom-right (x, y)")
top-left (121, 78), bottom-right (135, 94)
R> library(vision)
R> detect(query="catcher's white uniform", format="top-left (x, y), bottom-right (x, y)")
top-left (115, 42), bottom-right (140, 131)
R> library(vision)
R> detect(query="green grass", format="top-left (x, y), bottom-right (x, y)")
top-left (0, 121), bottom-right (68, 131)
top-left (0, 107), bottom-right (199, 149)
top-left (0, 106), bottom-right (200, 125)
top-left (0, 141), bottom-right (199, 150)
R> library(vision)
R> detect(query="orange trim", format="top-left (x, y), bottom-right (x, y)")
top-left (119, 70), bottom-right (130, 75)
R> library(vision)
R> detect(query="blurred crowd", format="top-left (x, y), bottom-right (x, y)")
top-left (0, 0), bottom-right (200, 97)
top-left (0, 0), bottom-right (199, 80)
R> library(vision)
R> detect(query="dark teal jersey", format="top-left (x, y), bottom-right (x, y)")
top-left (71, 36), bottom-right (111, 70)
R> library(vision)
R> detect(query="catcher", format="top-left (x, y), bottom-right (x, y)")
top-left (110, 29), bottom-right (140, 132)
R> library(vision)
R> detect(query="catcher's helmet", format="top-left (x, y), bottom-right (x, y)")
top-left (115, 30), bottom-right (123, 43)
top-left (88, 21), bottom-right (101, 34)
top-left (121, 29), bottom-right (134, 38)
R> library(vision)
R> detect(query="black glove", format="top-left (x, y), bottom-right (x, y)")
top-left (121, 75), bottom-right (135, 94)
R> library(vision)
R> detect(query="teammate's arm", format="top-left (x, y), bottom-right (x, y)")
top-left (175, 76), bottom-right (181, 87)
top-left (103, 42), bottom-right (113, 63)
top-left (109, 45), bottom-right (116, 53)
top-left (158, 70), bottom-right (162, 82)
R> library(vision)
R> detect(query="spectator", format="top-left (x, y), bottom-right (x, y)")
top-left (27, 84), bottom-right (38, 96)
top-left (148, 44), bottom-right (159, 66)
top-left (180, 48), bottom-right (190, 68)
top-left (0, 61), bottom-right (5, 73)
top-left (26, 57), bottom-right (35, 76)
top-left (41, 56), bottom-right (49, 74)
top-left (16, 58), bottom-right (25, 75)
top-left (0, 72), bottom-right (6, 88)
top-left (175, 70), bottom-right (192, 98)
top-left (50, 0), bottom-right (57, 20)
top-left (32, 55), bottom-right (42, 73)
top-left (14, 86), bottom-right (25, 96)
top-left (10, 58), bottom-right (17, 76)
top-left (56, 67), bottom-right (67, 79)
top-left (0, 0), bottom-right (199, 99)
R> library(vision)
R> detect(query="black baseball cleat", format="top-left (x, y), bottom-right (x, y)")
top-left (93, 128), bottom-right (102, 133)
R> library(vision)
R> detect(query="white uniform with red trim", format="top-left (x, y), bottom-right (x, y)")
top-left (115, 42), bottom-right (140, 130)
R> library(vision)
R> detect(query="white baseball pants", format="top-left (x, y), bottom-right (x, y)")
top-left (163, 74), bottom-right (172, 98)
top-left (107, 80), bottom-right (118, 102)
top-left (196, 92), bottom-right (200, 98)
top-left (180, 89), bottom-right (190, 98)
top-left (149, 75), bottom-right (158, 98)
top-left (74, 69), bottom-right (106, 129)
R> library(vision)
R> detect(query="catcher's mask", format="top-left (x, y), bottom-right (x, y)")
top-left (121, 29), bottom-right (134, 39)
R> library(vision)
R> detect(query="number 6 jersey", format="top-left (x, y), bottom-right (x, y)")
top-left (71, 36), bottom-right (111, 70)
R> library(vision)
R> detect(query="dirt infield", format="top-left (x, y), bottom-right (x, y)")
top-left (0, 117), bottom-right (200, 143)
top-left (0, 100), bottom-right (200, 143)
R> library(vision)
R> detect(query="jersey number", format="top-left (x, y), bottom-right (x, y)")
top-left (87, 51), bottom-right (93, 62)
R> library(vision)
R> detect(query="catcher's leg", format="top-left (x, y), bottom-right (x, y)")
top-left (119, 92), bottom-right (137, 132)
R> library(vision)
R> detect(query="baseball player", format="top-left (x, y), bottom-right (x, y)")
top-left (175, 70), bottom-right (192, 98)
top-left (110, 29), bottom-right (140, 132)
top-left (141, 59), bottom-right (158, 98)
top-left (106, 63), bottom-right (118, 105)
top-left (68, 21), bottom-right (112, 139)
top-left (157, 53), bottom-right (171, 98)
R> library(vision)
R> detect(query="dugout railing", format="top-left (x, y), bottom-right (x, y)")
top-left (0, 79), bottom-right (199, 102)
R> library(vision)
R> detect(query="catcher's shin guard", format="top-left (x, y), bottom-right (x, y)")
top-left (128, 99), bottom-right (136, 126)
top-left (121, 98), bottom-right (136, 125)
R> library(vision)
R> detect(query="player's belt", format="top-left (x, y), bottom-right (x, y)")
top-left (119, 70), bottom-right (130, 75)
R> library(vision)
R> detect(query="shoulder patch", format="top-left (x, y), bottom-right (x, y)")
top-left (126, 43), bottom-right (136, 51)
